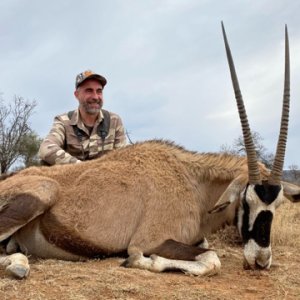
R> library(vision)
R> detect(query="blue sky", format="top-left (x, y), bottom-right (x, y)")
top-left (1, 0), bottom-right (300, 167)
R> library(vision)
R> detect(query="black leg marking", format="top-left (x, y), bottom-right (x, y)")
top-left (146, 239), bottom-right (209, 261)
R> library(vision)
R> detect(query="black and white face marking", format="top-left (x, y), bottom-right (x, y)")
top-left (237, 182), bottom-right (284, 269)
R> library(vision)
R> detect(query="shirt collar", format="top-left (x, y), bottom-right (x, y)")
top-left (70, 108), bottom-right (104, 126)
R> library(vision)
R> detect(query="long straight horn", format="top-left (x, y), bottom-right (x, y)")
top-left (221, 22), bottom-right (261, 184)
top-left (269, 25), bottom-right (290, 185)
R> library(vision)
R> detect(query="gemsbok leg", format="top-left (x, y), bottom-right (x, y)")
top-left (123, 239), bottom-right (221, 276)
top-left (0, 176), bottom-right (59, 278)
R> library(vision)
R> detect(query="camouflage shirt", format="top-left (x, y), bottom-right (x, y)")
top-left (38, 109), bottom-right (127, 165)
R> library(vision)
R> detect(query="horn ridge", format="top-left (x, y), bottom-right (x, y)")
top-left (269, 25), bottom-right (290, 185)
top-left (221, 22), bottom-right (261, 184)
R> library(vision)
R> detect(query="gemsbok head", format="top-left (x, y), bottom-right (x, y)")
top-left (210, 22), bottom-right (298, 269)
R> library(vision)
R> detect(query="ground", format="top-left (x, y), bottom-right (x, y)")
top-left (0, 225), bottom-right (299, 300)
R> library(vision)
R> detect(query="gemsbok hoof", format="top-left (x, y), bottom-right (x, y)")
top-left (1, 253), bottom-right (30, 279)
top-left (6, 264), bottom-right (30, 279)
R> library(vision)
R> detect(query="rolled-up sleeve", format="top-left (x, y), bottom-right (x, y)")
top-left (38, 117), bottom-right (80, 165)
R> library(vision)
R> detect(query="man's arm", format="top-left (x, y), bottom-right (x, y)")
top-left (38, 116), bottom-right (81, 165)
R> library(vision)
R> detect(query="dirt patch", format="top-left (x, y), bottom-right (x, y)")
top-left (0, 227), bottom-right (299, 300)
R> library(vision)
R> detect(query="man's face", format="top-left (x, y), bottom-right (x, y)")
top-left (74, 79), bottom-right (103, 115)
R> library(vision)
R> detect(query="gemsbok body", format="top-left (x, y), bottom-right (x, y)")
top-left (0, 23), bottom-right (299, 279)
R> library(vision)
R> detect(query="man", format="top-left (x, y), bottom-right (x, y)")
top-left (39, 70), bottom-right (127, 165)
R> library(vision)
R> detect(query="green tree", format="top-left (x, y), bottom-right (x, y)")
top-left (18, 132), bottom-right (42, 168)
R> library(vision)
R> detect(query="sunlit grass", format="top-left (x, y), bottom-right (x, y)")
top-left (272, 200), bottom-right (300, 247)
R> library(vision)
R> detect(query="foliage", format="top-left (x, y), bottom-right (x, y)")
top-left (17, 132), bottom-right (43, 169)
top-left (0, 95), bottom-right (40, 173)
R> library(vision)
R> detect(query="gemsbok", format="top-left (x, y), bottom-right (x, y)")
top-left (0, 23), bottom-right (299, 279)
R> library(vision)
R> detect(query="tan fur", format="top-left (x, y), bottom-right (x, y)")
top-left (0, 140), bottom-right (273, 258)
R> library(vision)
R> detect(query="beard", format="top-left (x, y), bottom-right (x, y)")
top-left (82, 99), bottom-right (103, 115)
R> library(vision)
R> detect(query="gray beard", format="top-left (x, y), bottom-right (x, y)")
top-left (85, 107), bottom-right (101, 115)
top-left (82, 100), bottom-right (103, 115)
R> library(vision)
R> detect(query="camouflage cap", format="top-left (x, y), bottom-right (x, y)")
top-left (75, 70), bottom-right (107, 89)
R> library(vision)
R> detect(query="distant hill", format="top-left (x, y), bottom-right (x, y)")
top-left (282, 170), bottom-right (300, 185)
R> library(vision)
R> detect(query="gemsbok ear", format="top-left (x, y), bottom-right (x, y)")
top-left (281, 181), bottom-right (300, 202)
top-left (209, 174), bottom-right (248, 214)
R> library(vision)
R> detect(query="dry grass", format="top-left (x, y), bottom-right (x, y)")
top-left (272, 200), bottom-right (300, 247)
